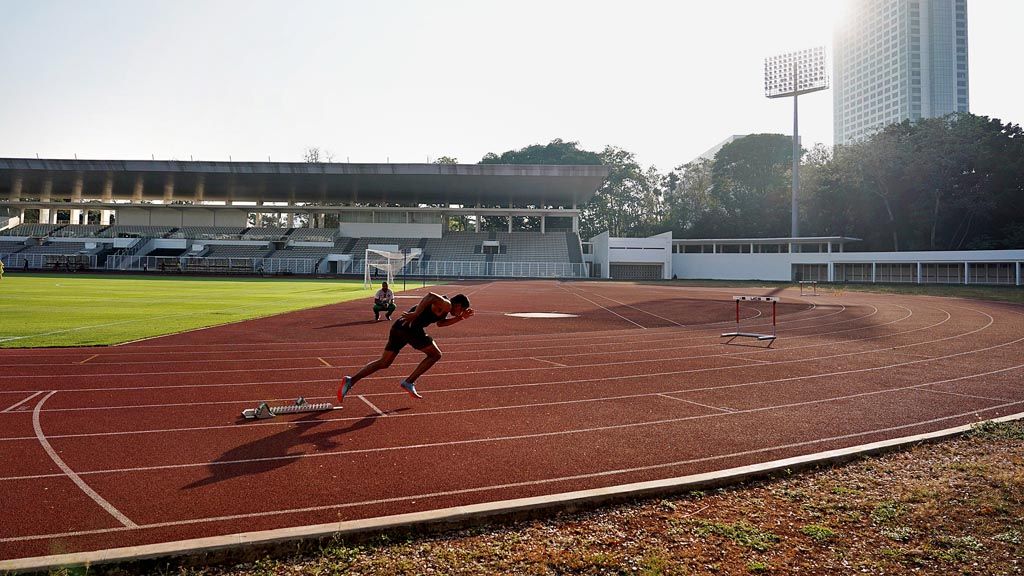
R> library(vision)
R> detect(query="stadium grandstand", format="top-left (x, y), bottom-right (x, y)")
top-left (0, 158), bottom-right (608, 278)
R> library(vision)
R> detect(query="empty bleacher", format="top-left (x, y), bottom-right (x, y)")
top-left (288, 228), bottom-right (337, 242)
top-left (169, 226), bottom-right (246, 239)
top-left (97, 226), bottom-right (175, 238)
top-left (265, 246), bottom-right (332, 260)
top-left (199, 244), bottom-right (273, 258)
top-left (242, 227), bottom-right (289, 240)
top-left (50, 225), bottom-right (108, 237)
top-left (0, 224), bottom-right (64, 237)
top-left (0, 240), bottom-right (27, 255)
top-left (18, 242), bottom-right (88, 255)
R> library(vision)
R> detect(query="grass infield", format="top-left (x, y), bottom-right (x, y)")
top-left (0, 274), bottom-right (383, 348)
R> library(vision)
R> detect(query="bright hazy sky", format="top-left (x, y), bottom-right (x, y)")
top-left (1, 0), bottom-right (1020, 172)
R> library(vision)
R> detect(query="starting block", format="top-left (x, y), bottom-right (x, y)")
top-left (721, 296), bottom-right (778, 344)
top-left (241, 397), bottom-right (334, 419)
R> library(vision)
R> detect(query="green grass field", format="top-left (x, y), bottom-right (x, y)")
top-left (0, 274), bottom-right (384, 348)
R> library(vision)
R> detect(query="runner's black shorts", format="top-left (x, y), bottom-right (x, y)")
top-left (384, 322), bottom-right (434, 352)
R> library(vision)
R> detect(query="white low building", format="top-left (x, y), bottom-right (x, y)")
top-left (585, 234), bottom-right (1024, 286)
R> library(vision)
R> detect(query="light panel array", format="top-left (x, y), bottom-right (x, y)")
top-left (764, 47), bottom-right (829, 98)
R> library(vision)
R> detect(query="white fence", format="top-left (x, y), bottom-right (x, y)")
top-left (1, 252), bottom-right (588, 279)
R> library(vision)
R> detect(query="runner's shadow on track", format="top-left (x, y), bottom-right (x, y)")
top-left (315, 320), bottom-right (384, 329)
top-left (183, 411), bottom-right (403, 489)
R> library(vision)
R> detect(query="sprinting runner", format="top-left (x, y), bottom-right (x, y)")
top-left (339, 292), bottom-right (473, 400)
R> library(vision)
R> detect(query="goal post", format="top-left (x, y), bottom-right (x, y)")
top-left (363, 248), bottom-right (421, 289)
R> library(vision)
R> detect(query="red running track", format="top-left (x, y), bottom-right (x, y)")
top-left (1, 280), bottom-right (1023, 563)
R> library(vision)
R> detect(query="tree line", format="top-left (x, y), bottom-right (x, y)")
top-left (480, 114), bottom-right (1024, 251)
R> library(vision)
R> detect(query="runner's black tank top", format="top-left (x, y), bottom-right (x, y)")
top-left (407, 303), bottom-right (446, 329)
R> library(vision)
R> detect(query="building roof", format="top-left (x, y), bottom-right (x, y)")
top-left (0, 158), bottom-right (609, 207)
top-left (672, 236), bottom-right (861, 244)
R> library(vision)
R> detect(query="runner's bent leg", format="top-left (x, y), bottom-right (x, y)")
top-left (406, 341), bottom-right (442, 384)
top-left (351, 349), bottom-right (398, 384)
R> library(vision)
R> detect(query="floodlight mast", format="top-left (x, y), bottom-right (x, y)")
top-left (764, 47), bottom-right (829, 241)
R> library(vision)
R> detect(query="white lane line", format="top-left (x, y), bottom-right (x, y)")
top-left (3, 402), bottom-right (1021, 545)
top-left (557, 285), bottom-right (647, 329)
top-left (0, 300), bottom-right (911, 377)
top-left (1, 391), bottom-right (44, 413)
top-left (915, 387), bottom-right (1012, 403)
top-left (0, 302), bottom-right (988, 397)
top-left (0, 295), bottom-right (855, 360)
top-left (358, 395), bottom-right (386, 417)
top-left (6, 362), bottom-right (1022, 482)
top-left (724, 355), bottom-right (772, 365)
top-left (533, 357), bottom-right (569, 368)
top-left (571, 288), bottom-right (687, 327)
top-left (32, 391), bottom-right (137, 528)
top-left (657, 393), bottom-right (735, 413)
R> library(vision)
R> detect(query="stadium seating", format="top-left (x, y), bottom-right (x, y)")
top-left (200, 244), bottom-right (274, 258)
top-left (264, 246), bottom-right (331, 259)
top-left (242, 227), bottom-right (289, 240)
top-left (169, 226), bottom-right (246, 239)
top-left (288, 228), bottom-right (337, 242)
top-left (0, 224), bottom-right (64, 237)
top-left (18, 242), bottom-right (88, 255)
top-left (97, 226), bottom-right (175, 238)
top-left (0, 240), bottom-right (27, 255)
top-left (50, 225), bottom-right (107, 237)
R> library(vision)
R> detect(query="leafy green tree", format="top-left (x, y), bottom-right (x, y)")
top-left (434, 156), bottom-right (459, 164)
top-left (705, 134), bottom-right (794, 237)
top-left (479, 139), bottom-right (602, 166)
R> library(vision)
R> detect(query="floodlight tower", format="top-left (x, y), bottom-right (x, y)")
top-left (764, 47), bottom-right (829, 239)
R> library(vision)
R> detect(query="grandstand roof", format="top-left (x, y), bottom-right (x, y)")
top-left (0, 158), bottom-right (609, 207)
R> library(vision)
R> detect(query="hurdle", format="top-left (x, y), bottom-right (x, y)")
top-left (721, 296), bottom-right (778, 344)
top-left (241, 397), bottom-right (334, 420)
top-left (799, 280), bottom-right (818, 296)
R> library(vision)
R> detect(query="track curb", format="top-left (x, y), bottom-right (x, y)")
top-left (3, 411), bottom-right (1022, 574)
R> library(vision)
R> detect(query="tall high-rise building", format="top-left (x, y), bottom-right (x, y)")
top-left (833, 0), bottom-right (969, 145)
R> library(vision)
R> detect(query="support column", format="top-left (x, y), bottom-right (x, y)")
top-left (1017, 262), bottom-right (1021, 286)
top-left (872, 262), bottom-right (876, 283)
top-left (964, 262), bottom-right (970, 285)
top-left (9, 176), bottom-right (22, 202)
top-left (132, 175), bottom-right (144, 202)
top-left (287, 203), bottom-right (295, 228)
top-left (317, 213), bottom-right (325, 228)
top-left (827, 262), bottom-right (834, 282)
top-left (508, 215), bottom-right (513, 233)
top-left (541, 215), bottom-right (546, 234)
top-left (571, 215), bottom-right (578, 233)
top-left (100, 175), bottom-right (114, 225)
top-left (475, 215), bottom-right (481, 233)
top-left (70, 175), bottom-right (84, 225)
top-left (39, 178), bottom-right (53, 224)
top-left (163, 176), bottom-right (174, 203)
top-left (916, 262), bottom-right (922, 284)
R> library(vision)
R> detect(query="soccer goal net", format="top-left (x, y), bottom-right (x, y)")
top-left (363, 248), bottom-right (422, 288)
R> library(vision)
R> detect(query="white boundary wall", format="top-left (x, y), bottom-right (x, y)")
top-left (670, 250), bottom-right (1024, 285)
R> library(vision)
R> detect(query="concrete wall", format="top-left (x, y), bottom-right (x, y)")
top-left (608, 231), bottom-right (673, 279)
top-left (590, 232), bottom-right (610, 278)
top-left (338, 222), bottom-right (442, 238)
top-left (670, 249), bottom-right (1024, 283)
top-left (115, 207), bottom-right (247, 227)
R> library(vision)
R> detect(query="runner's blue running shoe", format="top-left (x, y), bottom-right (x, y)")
top-left (400, 380), bottom-right (423, 399)
top-left (339, 376), bottom-right (355, 402)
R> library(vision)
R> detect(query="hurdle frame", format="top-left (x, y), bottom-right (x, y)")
top-left (721, 295), bottom-right (778, 344)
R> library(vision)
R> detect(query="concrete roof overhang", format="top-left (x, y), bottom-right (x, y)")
top-left (0, 159), bottom-right (609, 207)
